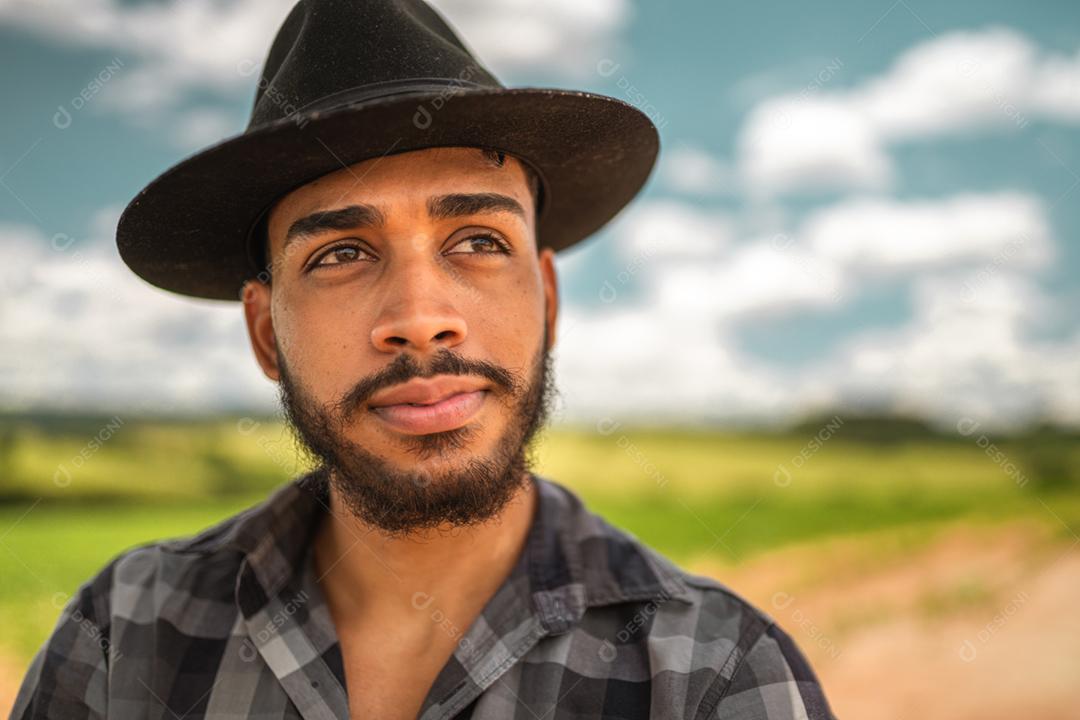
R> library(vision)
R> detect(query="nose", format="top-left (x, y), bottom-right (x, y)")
top-left (369, 262), bottom-right (468, 354)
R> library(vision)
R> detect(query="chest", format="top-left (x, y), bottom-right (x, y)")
top-left (337, 629), bottom-right (457, 720)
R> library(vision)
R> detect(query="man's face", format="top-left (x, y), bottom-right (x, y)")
top-left (241, 146), bottom-right (560, 536)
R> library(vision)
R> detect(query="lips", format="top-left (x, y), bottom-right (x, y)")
top-left (368, 375), bottom-right (489, 408)
top-left (367, 376), bottom-right (490, 435)
top-left (371, 389), bottom-right (488, 434)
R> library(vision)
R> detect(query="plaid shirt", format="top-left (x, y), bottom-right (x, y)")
top-left (12, 470), bottom-right (836, 719)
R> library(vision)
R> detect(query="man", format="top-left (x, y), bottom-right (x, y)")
top-left (12, 0), bottom-right (836, 718)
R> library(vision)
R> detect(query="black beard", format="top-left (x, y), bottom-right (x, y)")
top-left (276, 324), bottom-right (557, 538)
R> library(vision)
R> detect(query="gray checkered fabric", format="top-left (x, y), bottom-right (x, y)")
top-left (11, 469), bottom-right (836, 719)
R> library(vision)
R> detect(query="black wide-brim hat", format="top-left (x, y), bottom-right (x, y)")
top-left (116, 0), bottom-right (660, 301)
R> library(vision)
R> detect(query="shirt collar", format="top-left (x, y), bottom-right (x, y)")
top-left (219, 468), bottom-right (694, 718)
top-left (226, 467), bottom-right (693, 625)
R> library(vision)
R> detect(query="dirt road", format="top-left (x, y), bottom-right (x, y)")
top-left (691, 519), bottom-right (1080, 720)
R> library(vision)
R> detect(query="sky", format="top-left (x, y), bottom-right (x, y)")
top-left (0, 0), bottom-right (1078, 430)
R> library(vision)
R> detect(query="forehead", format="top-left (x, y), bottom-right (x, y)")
top-left (266, 146), bottom-right (533, 240)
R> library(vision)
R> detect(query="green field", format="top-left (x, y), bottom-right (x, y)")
top-left (1, 412), bottom-right (1078, 665)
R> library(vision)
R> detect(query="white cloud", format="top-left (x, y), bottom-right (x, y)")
top-left (0, 211), bottom-right (275, 414)
top-left (656, 144), bottom-right (738, 196)
top-left (738, 96), bottom-right (892, 195)
top-left (553, 268), bottom-right (1079, 431)
top-left (609, 199), bottom-right (734, 262)
top-left (1029, 48), bottom-right (1080, 120)
top-left (650, 239), bottom-right (846, 320)
top-left (802, 191), bottom-right (1054, 274)
top-left (854, 26), bottom-right (1038, 139)
top-left (737, 27), bottom-right (1080, 196)
top-left (0, 0), bottom-right (631, 132)
top-left (553, 306), bottom-right (793, 425)
top-left (820, 273), bottom-right (1080, 428)
top-left (584, 201), bottom-right (846, 320)
top-left (0, 0), bottom-right (290, 111)
top-left (549, 192), bottom-right (1076, 429)
top-left (603, 190), bottom-right (1051, 326)
top-left (171, 107), bottom-right (243, 151)
top-left (434, 0), bottom-right (632, 79)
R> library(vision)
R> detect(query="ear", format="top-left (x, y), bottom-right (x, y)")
top-left (538, 246), bottom-right (559, 351)
top-left (241, 279), bottom-right (280, 381)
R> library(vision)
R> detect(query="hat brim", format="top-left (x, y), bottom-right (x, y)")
top-left (115, 87), bottom-right (659, 301)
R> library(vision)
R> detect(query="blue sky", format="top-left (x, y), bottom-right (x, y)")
top-left (1, 0), bottom-right (1078, 429)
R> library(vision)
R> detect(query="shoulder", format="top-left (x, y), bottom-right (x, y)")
top-left (533, 476), bottom-right (835, 717)
top-left (598, 518), bottom-right (837, 719)
top-left (94, 501), bottom-right (260, 627)
top-left (9, 505), bottom-right (253, 719)
top-left (40, 494), bottom-right (262, 647)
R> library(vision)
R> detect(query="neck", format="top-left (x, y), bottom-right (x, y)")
top-left (312, 470), bottom-right (538, 635)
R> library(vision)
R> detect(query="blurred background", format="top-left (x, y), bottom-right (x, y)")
top-left (2, 0), bottom-right (1079, 717)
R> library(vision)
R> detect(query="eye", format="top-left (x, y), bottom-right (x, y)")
top-left (309, 241), bottom-right (373, 269)
top-left (447, 232), bottom-right (511, 256)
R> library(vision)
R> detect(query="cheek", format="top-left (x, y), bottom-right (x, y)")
top-left (468, 286), bottom-right (542, 359)
top-left (273, 295), bottom-right (368, 393)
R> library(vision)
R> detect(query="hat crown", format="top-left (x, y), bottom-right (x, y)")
top-left (116, 0), bottom-right (660, 301)
top-left (249, 0), bottom-right (502, 127)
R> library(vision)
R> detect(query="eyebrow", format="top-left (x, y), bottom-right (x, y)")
top-left (282, 192), bottom-right (526, 250)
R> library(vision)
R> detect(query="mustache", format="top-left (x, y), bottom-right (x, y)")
top-left (331, 347), bottom-right (522, 419)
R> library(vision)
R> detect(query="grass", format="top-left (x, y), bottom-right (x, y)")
top-left (0, 413), bottom-right (1078, 665)
top-left (0, 497), bottom-right (263, 659)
